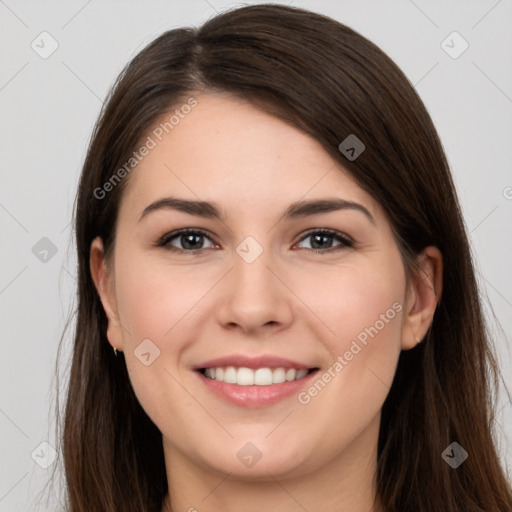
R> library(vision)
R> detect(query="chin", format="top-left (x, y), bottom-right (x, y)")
top-left (193, 437), bottom-right (315, 480)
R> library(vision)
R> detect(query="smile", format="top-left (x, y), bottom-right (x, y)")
top-left (193, 355), bottom-right (320, 408)
top-left (201, 366), bottom-right (313, 385)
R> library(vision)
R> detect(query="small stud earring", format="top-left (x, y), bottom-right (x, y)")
top-left (113, 346), bottom-right (118, 356)
top-left (415, 337), bottom-right (422, 344)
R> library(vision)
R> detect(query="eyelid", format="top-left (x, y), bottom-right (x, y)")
top-left (156, 228), bottom-right (217, 249)
top-left (295, 228), bottom-right (354, 246)
top-left (293, 228), bottom-right (354, 252)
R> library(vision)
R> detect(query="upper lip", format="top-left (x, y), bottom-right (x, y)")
top-left (193, 354), bottom-right (316, 371)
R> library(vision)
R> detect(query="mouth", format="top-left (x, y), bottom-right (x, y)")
top-left (193, 355), bottom-right (320, 408)
top-left (198, 366), bottom-right (318, 385)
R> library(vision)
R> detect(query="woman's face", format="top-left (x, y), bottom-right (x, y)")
top-left (91, 92), bottom-right (433, 480)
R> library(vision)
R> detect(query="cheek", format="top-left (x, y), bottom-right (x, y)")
top-left (300, 255), bottom-right (404, 352)
top-left (112, 255), bottom-right (208, 434)
top-left (114, 253), bottom-right (208, 344)
top-left (293, 258), bottom-right (404, 445)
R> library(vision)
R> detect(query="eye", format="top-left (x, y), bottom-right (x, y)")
top-left (295, 229), bottom-right (354, 253)
top-left (156, 229), bottom-right (217, 252)
top-left (156, 228), bottom-right (354, 254)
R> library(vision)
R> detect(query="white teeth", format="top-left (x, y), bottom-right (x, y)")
top-left (254, 368), bottom-right (273, 385)
top-left (272, 367), bottom-right (286, 384)
top-left (203, 366), bottom-right (311, 385)
top-left (237, 367), bottom-right (254, 386)
top-left (285, 368), bottom-right (296, 381)
top-left (223, 366), bottom-right (237, 384)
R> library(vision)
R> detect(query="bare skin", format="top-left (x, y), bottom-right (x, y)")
top-left (90, 92), bottom-right (442, 512)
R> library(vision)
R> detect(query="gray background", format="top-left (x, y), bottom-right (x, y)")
top-left (1, 0), bottom-right (511, 510)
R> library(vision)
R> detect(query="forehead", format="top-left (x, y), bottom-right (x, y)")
top-left (117, 92), bottom-right (380, 224)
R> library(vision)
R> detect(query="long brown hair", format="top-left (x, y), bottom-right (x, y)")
top-left (49, 4), bottom-right (512, 511)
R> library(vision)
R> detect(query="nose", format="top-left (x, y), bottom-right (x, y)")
top-left (215, 242), bottom-right (294, 337)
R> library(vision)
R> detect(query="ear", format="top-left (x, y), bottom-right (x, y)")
top-left (89, 236), bottom-right (124, 351)
top-left (401, 246), bottom-right (443, 350)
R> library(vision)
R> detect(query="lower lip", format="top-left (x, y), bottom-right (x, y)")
top-left (196, 370), bottom-right (319, 408)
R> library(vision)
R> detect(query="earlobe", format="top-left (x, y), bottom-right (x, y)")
top-left (401, 246), bottom-right (443, 350)
top-left (89, 237), bottom-right (124, 351)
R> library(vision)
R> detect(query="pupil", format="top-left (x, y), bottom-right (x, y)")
top-left (182, 234), bottom-right (202, 250)
top-left (312, 234), bottom-right (331, 249)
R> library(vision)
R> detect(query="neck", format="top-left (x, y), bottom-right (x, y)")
top-left (162, 413), bottom-right (383, 512)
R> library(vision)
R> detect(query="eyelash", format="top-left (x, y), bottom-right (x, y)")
top-left (155, 228), bottom-right (354, 254)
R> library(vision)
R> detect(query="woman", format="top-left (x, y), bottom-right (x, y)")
top-left (54, 3), bottom-right (512, 511)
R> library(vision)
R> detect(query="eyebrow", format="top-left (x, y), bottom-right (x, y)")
top-left (138, 196), bottom-right (376, 225)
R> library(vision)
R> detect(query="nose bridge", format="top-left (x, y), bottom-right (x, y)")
top-left (216, 234), bottom-right (293, 332)
top-left (235, 237), bottom-right (272, 293)
top-left (233, 234), bottom-right (278, 304)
